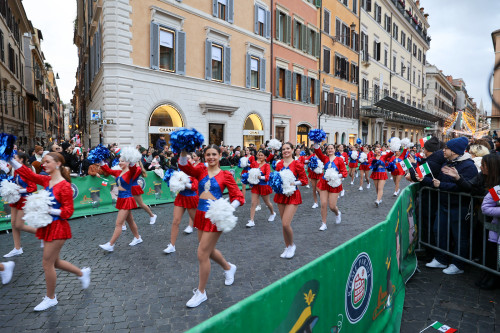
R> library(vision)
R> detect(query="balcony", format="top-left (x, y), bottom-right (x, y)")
top-left (34, 65), bottom-right (43, 84)
top-left (391, 0), bottom-right (431, 46)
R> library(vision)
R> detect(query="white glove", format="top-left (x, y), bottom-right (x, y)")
top-left (99, 161), bottom-right (106, 166)
top-left (259, 176), bottom-right (266, 180)
top-left (314, 144), bottom-right (320, 149)
top-left (49, 208), bottom-right (61, 216)
top-left (294, 181), bottom-right (302, 186)
top-left (0, 160), bottom-right (9, 173)
top-left (19, 189), bottom-right (27, 194)
top-left (178, 156), bottom-right (188, 166)
top-left (8, 158), bottom-right (22, 170)
top-left (185, 183), bottom-right (192, 189)
top-left (230, 200), bottom-right (241, 209)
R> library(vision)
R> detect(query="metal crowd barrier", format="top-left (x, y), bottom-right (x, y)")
top-left (417, 187), bottom-right (500, 276)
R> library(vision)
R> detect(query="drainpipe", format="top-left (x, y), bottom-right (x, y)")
top-left (270, 0), bottom-right (274, 140)
top-left (318, 2), bottom-right (322, 130)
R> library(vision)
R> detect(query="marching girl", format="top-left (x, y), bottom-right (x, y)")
top-left (314, 144), bottom-right (348, 231)
top-left (131, 161), bottom-right (157, 225)
top-left (336, 145), bottom-right (348, 197)
top-left (163, 154), bottom-right (200, 254)
top-left (246, 149), bottom-right (276, 227)
top-left (239, 147), bottom-right (255, 197)
top-left (389, 149), bottom-right (406, 196)
top-left (348, 147), bottom-right (359, 186)
top-left (0, 261), bottom-right (15, 284)
top-left (307, 149), bottom-right (322, 209)
top-left (273, 142), bottom-right (309, 259)
top-left (2, 153), bottom-right (38, 258)
top-left (178, 145), bottom-right (244, 308)
top-left (99, 156), bottom-right (143, 251)
top-left (358, 146), bottom-right (371, 191)
top-left (9, 153), bottom-right (91, 311)
top-left (370, 148), bottom-right (394, 207)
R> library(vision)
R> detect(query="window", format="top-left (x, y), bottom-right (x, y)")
top-left (0, 31), bottom-right (3, 62)
top-left (323, 48), bottom-right (330, 73)
top-left (341, 0), bottom-right (348, 6)
top-left (8, 43), bottom-right (14, 73)
top-left (362, 78), bottom-right (369, 99)
top-left (211, 44), bottom-right (223, 81)
top-left (277, 68), bottom-right (285, 97)
top-left (373, 41), bottom-right (381, 61)
top-left (407, 37), bottom-right (411, 52)
top-left (212, 0), bottom-right (233, 23)
top-left (374, 84), bottom-right (379, 101)
top-left (351, 31), bottom-right (359, 51)
top-left (393, 55), bottom-right (396, 72)
top-left (324, 9), bottom-right (330, 34)
top-left (407, 63), bottom-right (410, 80)
top-left (351, 63), bottom-right (359, 83)
top-left (400, 60), bottom-right (404, 76)
top-left (151, 23), bottom-right (186, 75)
top-left (392, 92), bottom-right (398, 99)
top-left (276, 11), bottom-right (291, 44)
top-left (295, 73), bottom-right (302, 101)
top-left (418, 49), bottom-right (422, 62)
top-left (417, 73), bottom-right (420, 87)
top-left (353, 0), bottom-right (358, 14)
top-left (293, 20), bottom-right (305, 51)
top-left (342, 23), bottom-right (350, 46)
top-left (413, 43), bottom-right (417, 56)
top-left (159, 28), bottom-right (175, 72)
top-left (308, 28), bottom-right (320, 57)
top-left (374, 3), bottom-right (381, 23)
top-left (392, 23), bottom-right (398, 40)
top-left (384, 49), bottom-right (388, 67)
top-left (309, 77), bottom-right (316, 104)
top-left (383, 88), bottom-right (389, 97)
top-left (218, 0), bottom-right (226, 20)
top-left (246, 54), bottom-right (265, 90)
top-left (334, 56), bottom-right (349, 80)
top-left (361, 0), bottom-right (372, 12)
top-left (335, 94), bottom-right (340, 115)
top-left (361, 32), bottom-right (369, 61)
top-left (401, 31), bottom-right (406, 47)
top-left (251, 57), bottom-right (259, 89)
top-left (412, 68), bottom-right (415, 84)
top-left (384, 15), bottom-right (391, 33)
top-left (255, 5), bottom-right (270, 38)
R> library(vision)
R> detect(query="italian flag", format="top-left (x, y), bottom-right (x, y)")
top-left (419, 135), bottom-right (432, 146)
top-left (420, 321), bottom-right (457, 333)
top-left (397, 159), bottom-right (413, 173)
top-left (416, 162), bottom-right (431, 178)
top-left (489, 185), bottom-right (500, 202)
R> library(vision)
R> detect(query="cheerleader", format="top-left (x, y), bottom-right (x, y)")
top-left (163, 155), bottom-right (199, 254)
top-left (273, 142), bottom-right (309, 258)
top-left (307, 150), bottom-right (322, 209)
top-left (246, 149), bottom-right (276, 227)
top-left (9, 153), bottom-right (90, 311)
top-left (389, 149), bottom-right (407, 196)
top-left (239, 147), bottom-right (255, 197)
top-left (99, 157), bottom-right (143, 251)
top-left (336, 145), bottom-right (348, 197)
top-left (2, 153), bottom-right (38, 258)
top-left (178, 145), bottom-right (244, 308)
top-left (315, 144), bottom-right (348, 230)
top-left (358, 146), bottom-right (371, 191)
top-left (348, 147), bottom-right (359, 185)
top-left (370, 148), bottom-right (394, 207)
top-left (0, 261), bottom-right (14, 284)
top-left (131, 161), bottom-right (157, 224)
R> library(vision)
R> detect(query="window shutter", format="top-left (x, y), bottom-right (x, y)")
top-left (285, 70), bottom-right (292, 100)
top-left (275, 10), bottom-right (280, 39)
top-left (328, 92), bottom-right (334, 115)
top-left (254, 5), bottom-right (259, 34)
top-left (260, 58), bottom-right (266, 91)
top-left (315, 32), bottom-right (320, 57)
top-left (275, 67), bottom-right (280, 96)
top-left (303, 76), bottom-right (309, 103)
top-left (324, 11), bottom-right (329, 34)
top-left (150, 22), bottom-right (159, 69)
top-left (367, 0), bottom-right (371, 11)
top-left (212, 0), bottom-right (218, 17)
top-left (176, 30), bottom-right (186, 75)
top-left (315, 79), bottom-right (320, 105)
top-left (315, 0), bottom-right (321, 8)
top-left (324, 49), bottom-right (330, 73)
top-left (227, 0), bottom-right (234, 23)
top-left (224, 46), bottom-right (231, 84)
top-left (286, 15), bottom-right (292, 45)
top-left (347, 97), bottom-right (351, 117)
top-left (205, 40), bottom-right (212, 80)
top-left (89, 42), bottom-right (94, 81)
top-left (293, 20), bottom-right (298, 48)
top-left (245, 53), bottom-right (251, 88)
top-left (336, 19), bottom-right (340, 39)
top-left (346, 61), bottom-right (350, 81)
top-left (291, 72), bottom-right (297, 101)
top-left (265, 10), bottom-right (271, 39)
top-left (301, 25), bottom-right (307, 52)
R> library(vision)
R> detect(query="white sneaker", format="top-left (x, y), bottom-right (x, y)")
top-left (163, 243), bottom-right (176, 254)
top-left (40, 240), bottom-right (44, 248)
top-left (246, 220), bottom-right (255, 228)
top-left (319, 223), bottom-right (327, 231)
top-left (443, 264), bottom-right (464, 275)
top-left (390, 176), bottom-right (393, 180)
top-left (149, 214), bottom-right (157, 225)
top-left (393, 192), bottom-right (398, 197)
top-left (99, 242), bottom-right (114, 252)
top-left (186, 289), bottom-right (207, 308)
top-left (396, 189), bottom-right (401, 195)
top-left (375, 200), bottom-right (380, 207)
top-left (340, 190), bottom-right (345, 197)
top-left (224, 263), bottom-right (237, 286)
top-left (122, 225), bottom-right (127, 231)
top-left (306, 185), bottom-right (310, 188)
top-left (350, 181), bottom-right (354, 185)
top-left (285, 244), bottom-right (296, 259)
top-left (280, 247), bottom-right (289, 258)
top-left (312, 202), bottom-right (319, 209)
top-left (366, 183), bottom-right (371, 189)
top-left (359, 186), bottom-right (363, 191)
top-left (425, 258), bottom-right (447, 269)
top-left (255, 205), bottom-right (261, 211)
top-left (268, 212), bottom-right (277, 222)
top-left (129, 236), bottom-right (143, 246)
top-left (34, 295), bottom-right (58, 311)
top-left (356, 172), bottom-right (359, 178)
top-left (184, 225), bottom-right (194, 234)
top-left (79, 267), bottom-right (91, 289)
top-left (336, 211), bottom-right (342, 224)
top-left (0, 261), bottom-right (15, 284)
top-left (3, 248), bottom-right (23, 258)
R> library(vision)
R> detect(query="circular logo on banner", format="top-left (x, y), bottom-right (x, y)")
top-left (137, 177), bottom-right (146, 190)
top-left (71, 183), bottom-right (79, 199)
top-left (345, 252), bottom-right (373, 324)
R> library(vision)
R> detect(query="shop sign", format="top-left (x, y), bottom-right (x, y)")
top-left (149, 126), bottom-right (178, 134)
top-left (243, 130), bottom-right (264, 136)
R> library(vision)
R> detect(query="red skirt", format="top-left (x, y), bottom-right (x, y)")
top-left (194, 210), bottom-right (219, 232)
top-left (116, 197), bottom-right (137, 210)
top-left (370, 171), bottom-right (388, 180)
top-left (308, 171), bottom-right (322, 180)
top-left (36, 219), bottom-right (72, 241)
top-left (349, 162), bottom-right (358, 169)
top-left (9, 196), bottom-right (26, 210)
top-left (132, 185), bottom-right (144, 196)
top-left (391, 170), bottom-right (405, 176)
top-left (274, 190), bottom-right (302, 205)
top-left (317, 179), bottom-right (343, 193)
top-left (251, 184), bottom-right (273, 196)
top-left (174, 194), bottom-right (199, 209)
top-left (359, 164), bottom-right (371, 171)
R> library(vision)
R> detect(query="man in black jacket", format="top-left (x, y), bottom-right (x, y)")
top-left (61, 142), bottom-right (80, 173)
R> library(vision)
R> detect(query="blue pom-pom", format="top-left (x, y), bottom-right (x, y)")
top-left (271, 160), bottom-right (277, 170)
top-left (0, 173), bottom-right (13, 181)
top-left (88, 144), bottom-right (110, 164)
top-left (356, 138), bottom-right (362, 144)
top-left (335, 152), bottom-right (341, 157)
top-left (269, 171), bottom-right (283, 194)
top-left (300, 151), bottom-right (306, 156)
top-left (308, 156), bottom-right (319, 170)
top-left (240, 172), bottom-right (249, 185)
top-left (163, 168), bottom-right (176, 184)
top-left (386, 162), bottom-right (396, 172)
top-left (169, 128), bottom-right (204, 153)
top-left (370, 159), bottom-right (384, 170)
top-left (0, 133), bottom-right (17, 161)
top-left (308, 129), bottom-right (326, 143)
top-left (111, 158), bottom-right (120, 167)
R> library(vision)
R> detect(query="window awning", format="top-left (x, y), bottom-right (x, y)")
top-left (374, 96), bottom-right (440, 122)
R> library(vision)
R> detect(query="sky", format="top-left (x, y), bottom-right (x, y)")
top-left (23, 0), bottom-right (77, 105)
top-left (421, 0), bottom-right (500, 115)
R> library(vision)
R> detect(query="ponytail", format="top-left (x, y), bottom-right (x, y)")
top-left (138, 161), bottom-right (147, 177)
top-left (46, 152), bottom-right (72, 183)
top-left (61, 166), bottom-right (72, 183)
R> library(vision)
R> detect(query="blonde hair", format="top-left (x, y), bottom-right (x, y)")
top-left (469, 144), bottom-right (489, 158)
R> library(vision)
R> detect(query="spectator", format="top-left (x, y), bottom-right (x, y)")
top-left (230, 150), bottom-right (240, 166)
top-left (495, 137), bottom-right (500, 154)
top-left (468, 144), bottom-right (490, 171)
top-left (155, 135), bottom-right (167, 151)
top-left (220, 152), bottom-right (231, 166)
top-left (61, 142), bottom-right (80, 173)
top-left (50, 144), bottom-right (62, 153)
top-left (426, 137), bottom-right (478, 275)
top-left (31, 145), bottom-right (43, 163)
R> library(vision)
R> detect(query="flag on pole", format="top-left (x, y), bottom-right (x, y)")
top-left (397, 159), bottom-right (413, 173)
top-left (416, 162), bottom-right (431, 178)
top-left (489, 185), bottom-right (500, 202)
top-left (419, 135), bottom-right (432, 146)
top-left (420, 321), bottom-right (457, 333)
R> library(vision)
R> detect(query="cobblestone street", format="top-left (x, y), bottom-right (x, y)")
top-left (1, 178), bottom-right (405, 332)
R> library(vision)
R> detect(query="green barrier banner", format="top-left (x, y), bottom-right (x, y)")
top-left (188, 184), bottom-right (419, 333)
top-left (0, 167), bottom-right (244, 231)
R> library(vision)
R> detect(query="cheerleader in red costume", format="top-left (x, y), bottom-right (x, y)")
top-left (99, 157), bottom-right (143, 251)
top-left (370, 147), bottom-right (394, 207)
top-left (273, 142), bottom-right (309, 259)
top-left (131, 161), bottom-right (157, 224)
top-left (2, 152), bottom-right (38, 258)
top-left (314, 144), bottom-right (348, 231)
top-left (307, 150), bottom-right (322, 209)
top-left (246, 149), bottom-right (276, 227)
top-left (239, 147), bottom-right (254, 197)
top-left (358, 146), bottom-right (372, 191)
top-left (178, 145), bottom-right (244, 308)
top-left (389, 149), bottom-right (407, 196)
top-left (163, 155), bottom-right (200, 254)
top-left (348, 147), bottom-right (359, 186)
top-left (9, 152), bottom-right (90, 311)
top-left (336, 145), bottom-right (348, 197)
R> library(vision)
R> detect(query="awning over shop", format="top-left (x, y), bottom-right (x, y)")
top-left (374, 96), bottom-right (440, 122)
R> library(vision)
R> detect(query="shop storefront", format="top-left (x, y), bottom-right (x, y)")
top-left (148, 104), bottom-right (184, 147)
top-left (296, 124), bottom-right (310, 147)
top-left (243, 114), bottom-right (264, 147)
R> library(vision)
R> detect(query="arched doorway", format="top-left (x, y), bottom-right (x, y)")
top-left (148, 104), bottom-right (184, 148)
top-left (334, 132), bottom-right (339, 144)
top-left (243, 114), bottom-right (264, 147)
top-left (341, 132), bottom-right (346, 144)
top-left (296, 124), bottom-right (310, 147)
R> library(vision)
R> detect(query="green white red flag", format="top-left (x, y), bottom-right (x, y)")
top-left (397, 159), bottom-right (413, 173)
top-left (489, 185), bottom-right (500, 202)
top-left (416, 162), bottom-right (431, 178)
top-left (420, 321), bottom-right (457, 333)
top-left (419, 135), bottom-right (432, 146)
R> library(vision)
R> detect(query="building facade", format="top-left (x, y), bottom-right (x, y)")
top-left (319, 0), bottom-right (360, 145)
top-left (490, 29), bottom-right (500, 134)
top-left (358, 0), bottom-right (437, 144)
top-left (74, 0), bottom-right (272, 148)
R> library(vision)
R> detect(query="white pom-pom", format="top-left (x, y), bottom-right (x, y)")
top-left (401, 138), bottom-right (414, 148)
top-left (169, 171), bottom-right (190, 193)
top-left (350, 151), bottom-right (359, 160)
top-left (247, 168), bottom-right (261, 185)
top-left (239, 156), bottom-right (249, 168)
top-left (359, 152), bottom-right (368, 163)
top-left (120, 147), bottom-right (142, 164)
top-left (111, 165), bottom-right (121, 170)
top-left (267, 139), bottom-right (282, 151)
top-left (205, 198), bottom-right (238, 233)
top-left (0, 180), bottom-right (21, 204)
top-left (390, 138), bottom-right (401, 152)
top-left (314, 160), bottom-right (324, 174)
top-left (381, 151), bottom-right (387, 155)
top-left (280, 169), bottom-right (297, 197)
top-left (23, 190), bottom-right (54, 228)
top-left (324, 168), bottom-right (342, 188)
